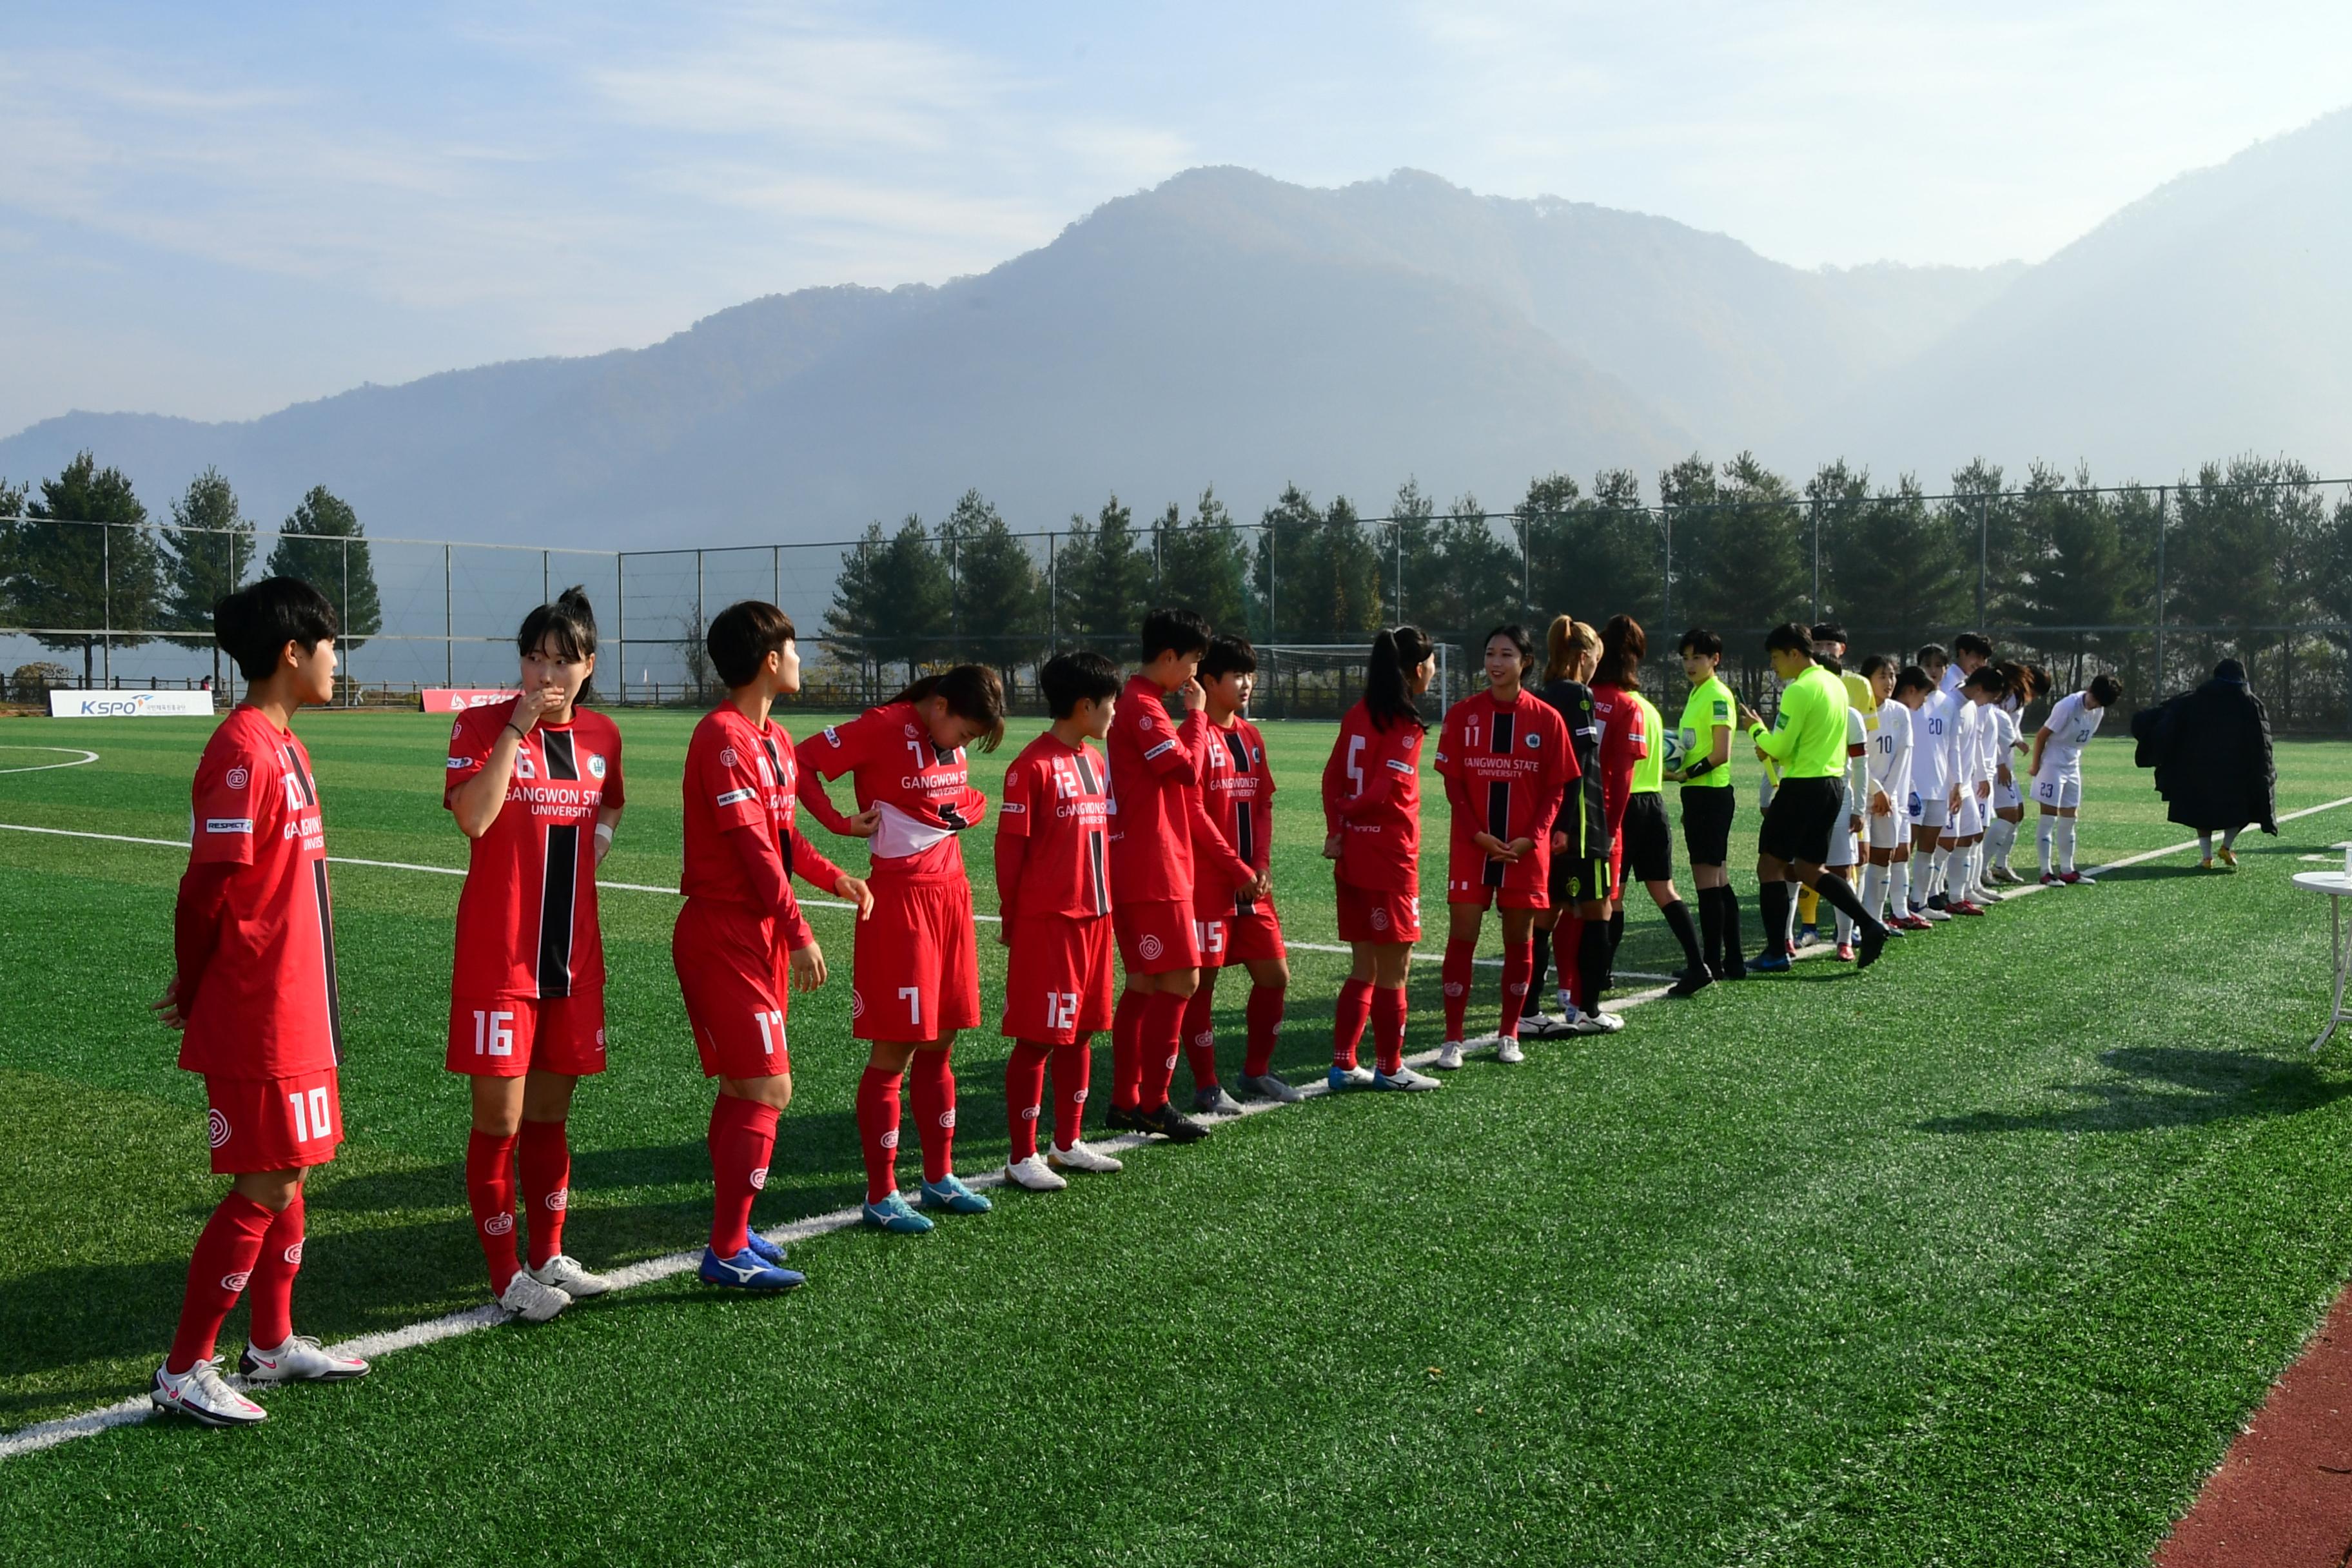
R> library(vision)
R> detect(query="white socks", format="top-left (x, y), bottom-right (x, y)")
top-left (1988, 818), bottom-right (2015, 870)
top-left (1859, 862), bottom-right (1888, 923)
top-left (1889, 857), bottom-right (1911, 914)
top-left (2053, 817), bottom-right (2077, 874)
top-left (2037, 816), bottom-right (2055, 874)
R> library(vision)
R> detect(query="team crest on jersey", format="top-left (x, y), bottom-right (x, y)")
top-left (748, 1167), bottom-right (768, 1190)
top-left (484, 1213), bottom-right (514, 1236)
top-left (1524, 732), bottom-right (1541, 749)
top-left (905, 723), bottom-right (920, 739)
top-left (719, 747), bottom-right (738, 769)
top-left (587, 754), bottom-right (606, 778)
top-left (221, 1271), bottom-right (251, 1292)
top-left (224, 766), bottom-right (249, 790)
top-left (207, 1108), bottom-right (231, 1148)
top-left (1140, 714), bottom-right (1153, 729)
top-left (1137, 934), bottom-right (1164, 961)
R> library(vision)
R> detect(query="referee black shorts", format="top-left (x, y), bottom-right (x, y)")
top-left (1758, 776), bottom-right (1845, 867)
top-left (1622, 793), bottom-right (1673, 885)
top-left (1679, 785), bottom-right (1736, 867)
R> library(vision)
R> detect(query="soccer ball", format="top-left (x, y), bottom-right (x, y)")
top-left (1664, 727), bottom-right (1690, 772)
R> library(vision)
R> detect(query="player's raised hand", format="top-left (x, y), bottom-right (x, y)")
top-left (788, 941), bottom-right (827, 992)
top-left (841, 806), bottom-right (883, 839)
top-left (1178, 675), bottom-right (1207, 713)
top-left (509, 683), bottom-right (564, 733)
top-left (150, 975), bottom-right (188, 1031)
top-left (1322, 830), bottom-right (1343, 861)
top-left (835, 873), bottom-right (874, 919)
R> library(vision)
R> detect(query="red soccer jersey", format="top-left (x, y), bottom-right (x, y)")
top-left (1434, 687), bottom-right (1577, 894)
top-left (444, 700), bottom-right (625, 1001)
top-left (1321, 700), bottom-right (1425, 894)
top-left (1587, 682), bottom-right (1649, 836)
top-left (1193, 716), bottom-right (1275, 917)
top-left (796, 701), bottom-right (987, 881)
top-left (177, 706), bottom-right (343, 1077)
top-left (1106, 675), bottom-right (1250, 905)
top-left (996, 731), bottom-right (1113, 921)
top-left (680, 705), bottom-right (845, 950)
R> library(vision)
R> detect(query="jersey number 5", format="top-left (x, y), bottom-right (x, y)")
top-left (1344, 736), bottom-right (1366, 792)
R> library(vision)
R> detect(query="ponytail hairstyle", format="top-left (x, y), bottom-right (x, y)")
top-left (888, 663), bottom-right (1008, 752)
top-left (2088, 673), bottom-right (2124, 707)
top-left (1364, 624), bottom-right (1434, 732)
top-left (1596, 613), bottom-right (1646, 689)
top-left (1995, 660), bottom-right (2034, 703)
top-left (1542, 615), bottom-right (1598, 683)
top-left (518, 585), bottom-right (597, 661)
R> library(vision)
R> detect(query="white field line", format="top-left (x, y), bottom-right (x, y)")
top-left (0, 747), bottom-right (99, 776)
top-left (4, 793), bottom-right (2349, 1464)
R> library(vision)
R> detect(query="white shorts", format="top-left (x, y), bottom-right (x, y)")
top-left (1867, 810), bottom-right (1905, 850)
top-left (1994, 778), bottom-right (2023, 812)
top-left (2032, 772), bottom-right (2082, 810)
top-left (1827, 820), bottom-right (1860, 868)
top-left (1908, 786), bottom-right (1950, 830)
top-left (1953, 793), bottom-right (1986, 838)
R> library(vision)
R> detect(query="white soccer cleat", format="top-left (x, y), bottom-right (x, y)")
top-left (1915, 905), bottom-right (1952, 923)
top-left (527, 1253), bottom-right (613, 1299)
top-left (1004, 1153), bottom-right (1068, 1191)
top-left (498, 1270), bottom-right (571, 1322)
top-left (1570, 1010), bottom-right (1627, 1035)
top-left (1494, 1037), bottom-right (1526, 1064)
top-left (1048, 1140), bottom-right (1124, 1175)
top-left (152, 1358), bottom-right (267, 1426)
top-left (1432, 1041), bottom-right (1465, 1072)
top-left (1328, 1063), bottom-right (1377, 1088)
top-left (239, 1335), bottom-right (370, 1384)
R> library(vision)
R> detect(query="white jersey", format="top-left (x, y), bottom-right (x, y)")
top-left (1963, 701), bottom-right (1998, 785)
top-left (1910, 689), bottom-right (1959, 796)
top-left (1870, 700), bottom-right (1914, 808)
top-left (2035, 691), bottom-right (2104, 778)
top-left (1987, 705), bottom-right (2019, 776)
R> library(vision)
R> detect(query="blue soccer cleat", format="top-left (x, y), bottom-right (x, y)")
top-left (699, 1245), bottom-right (805, 1291)
top-left (918, 1173), bottom-right (993, 1215)
top-left (1748, 952), bottom-right (1794, 973)
top-left (862, 1192), bottom-right (934, 1234)
top-left (1328, 1063), bottom-right (1376, 1092)
top-left (744, 1231), bottom-right (787, 1267)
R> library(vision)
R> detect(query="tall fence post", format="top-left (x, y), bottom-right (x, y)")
top-left (1267, 521), bottom-right (1278, 645)
top-left (1809, 496), bottom-right (1822, 623)
top-left (1975, 494), bottom-right (1989, 631)
top-left (1519, 513), bottom-right (1531, 616)
top-left (101, 522), bottom-right (112, 685)
top-left (1393, 518), bottom-right (1403, 626)
top-left (616, 553), bottom-right (628, 705)
top-left (1660, 507), bottom-right (1672, 632)
top-left (542, 549), bottom-right (549, 605)
top-left (2154, 485), bottom-right (2168, 696)
top-left (772, 545), bottom-right (780, 608)
top-left (1046, 532), bottom-right (1057, 651)
top-left (341, 536), bottom-right (353, 703)
top-left (444, 543), bottom-right (454, 685)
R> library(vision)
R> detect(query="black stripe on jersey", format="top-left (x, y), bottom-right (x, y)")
top-left (538, 825), bottom-right (579, 998)
top-left (541, 728), bottom-right (579, 780)
top-left (758, 736), bottom-right (794, 879)
top-left (282, 743), bottom-right (317, 807)
top-left (1489, 711), bottom-right (1516, 755)
top-left (1484, 780), bottom-right (1510, 888)
top-left (1074, 752), bottom-right (1100, 795)
top-left (311, 859), bottom-right (346, 1063)
top-left (1233, 801), bottom-right (1256, 915)
top-left (1086, 829), bottom-right (1109, 917)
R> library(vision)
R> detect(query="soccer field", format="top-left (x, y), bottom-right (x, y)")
top-left (4, 712), bottom-right (2352, 1565)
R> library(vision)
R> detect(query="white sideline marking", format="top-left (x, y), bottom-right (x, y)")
top-left (0, 747), bottom-right (99, 776)
top-left (5, 793), bottom-right (2350, 1464)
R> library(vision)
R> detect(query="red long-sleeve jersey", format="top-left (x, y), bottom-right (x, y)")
top-left (679, 704), bottom-right (845, 952)
top-left (1588, 681), bottom-right (1650, 841)
top-left (996, 730), bottom-right (1113, 920)
top-left (1105, 674), bottom-right (1251, 905)
top-left (1434, 687), bottom-right (1576, 896)
top-left (1191, 716), bottom-right (1275, 917)
top-left (1321, 699), bottom-right (1425, 894)
top-left (796, 700), bottom-right (987, 883)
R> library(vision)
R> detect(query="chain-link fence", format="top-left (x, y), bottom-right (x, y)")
top-left (6, 471), bottom-right (2350, 727)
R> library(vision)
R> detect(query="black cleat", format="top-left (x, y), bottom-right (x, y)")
top-left (1667, 970), bottom-right (1716, 999)
top-left (1855, 921), bottom-right (1890, 970)
top-left (1104, 1102), bottom-right (1150, 1134)
top-left (1716, 957), bottom-right (1747, 981)
top-left (1136, 1102), bottom-right (1211, 1144)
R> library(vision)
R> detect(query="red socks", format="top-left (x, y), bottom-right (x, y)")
top-left (1498, 940), bottom-right (1534, 1038)
top-left (1006, 1041), bottom-right (1051, 1162)
top-left (1052, 1043), bottom-right (1092, 1149)
top-left (246, 1190), bottom-right (304, 1350)
top-left (908, 1048), bottom-right (957, 1184)
top-left (1137, 990), bottom-right (1188, 1112)
top-left (518, 1119), bottom-right (570, 1268)
top-left (1244, 984), bottom-right (1285, 1078)
top-left (856, 1065), bottom-right (905, 1204)
top-left (167, 1192), bottom-right (276, 1374)
top-left (1181, 976), bottom-right (1220, 1089)
top-left (466, 1129), bottom-right (522, 1293)
top-left (1441, 938), bottom-right (1475, 1041)
top-left (1332, 976), bottom-right (1374, 1069)
top-left (707, 1095), bottom-right (779, 1256)
top-left (1111, 990), bottom-right (1148, 1111)
top-left (1371, 986), bottom-right (1408, 1075)
top-left (1556, 915), bottom-right (1587, 1011)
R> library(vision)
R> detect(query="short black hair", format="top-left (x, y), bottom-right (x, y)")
top-left (519, 586), bottom-right (597, 662)
top-left (1894, 664), bottom-right (1935, 697)
top-left (707, 600), bottom-right (794, 689)
top-left (1141, 607), bottom-right (1211, 663)
top-left (2089, 674), bottom-right (2124, 706)
top-left (1859, 653), bottom-right (1896, 680)
top-left (1915, 642), bottom-right (1950, 667)
top-left (1764, 622), bottom-right (1814, 657)
top-left (1200, 634), bottom-right (1257, 680)
top-left (1678, 627), bottom-right (1722, 660)
top-left (1963, 666), bottom-right (2006, 694)
top-left (1953, 632), bottom-right (1994, 660)
top-left (215, 576), bottom-right (337, 681)
top-left (1484, 623), bottom-right (1536, 671)
top-left (1810, 622), bottom-right (1848, 646)
top-left (1040, 650), bottom-right (1121, 718)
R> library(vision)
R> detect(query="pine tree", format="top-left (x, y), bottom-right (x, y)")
top-left (267, 486), bottom-right (382, 653)
top-left (3, 452), bottom-right (165, 685)
top-left (937, 489), bottom-right (1045, 677)
top-left (825, 521), bottom-right (894, 692)
top-left (1058, 494), bottom-right (1148, 652)
top-left (867, 514), bottom-right (953, 684)
top-left (1154, 488), bottom-right (1253, 639)
top-left (164, 467), bottom-right (254, 688)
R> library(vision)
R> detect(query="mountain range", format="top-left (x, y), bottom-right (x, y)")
top-left (5, 106), bottom-right (2348, 551)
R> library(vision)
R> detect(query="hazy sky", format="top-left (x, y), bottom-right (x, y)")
top-left (5, 0), bottom-right (2349, 436)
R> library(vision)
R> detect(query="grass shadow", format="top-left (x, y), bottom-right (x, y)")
top-left (1918, 1045), bottom-right (2352, 1136)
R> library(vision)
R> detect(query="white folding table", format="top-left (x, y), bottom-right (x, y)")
top-left (2295, 870), bottom-right (2352, 1052)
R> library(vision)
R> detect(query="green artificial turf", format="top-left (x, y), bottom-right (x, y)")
top-left (1, 712), bottom-right (2350, 1564)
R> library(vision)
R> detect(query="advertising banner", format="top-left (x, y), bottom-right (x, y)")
top-left (47, 690), bottom-right (217, 718)
top-left (421, 689), bottom-right (521, 713)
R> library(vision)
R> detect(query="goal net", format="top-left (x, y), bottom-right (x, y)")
top-left (1252, 642), bottom-right (1457, 723)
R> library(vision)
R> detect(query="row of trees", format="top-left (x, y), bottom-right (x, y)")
top-left (0, 454), bottom-right (384, 686)
top-left (823, 455), bottom-right (2352, 709)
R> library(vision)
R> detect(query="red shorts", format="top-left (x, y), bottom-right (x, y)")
top-left (1113, 899), bottom-right (1200, 975)
top-left (445, 993), bottom-right (607, 1077)
top-left (1445, 874), bottom-right (1549, 910)
top-left (853, 875), bottom-right (981, 1042)
top-left (204, 1068), bottom-right (342, 1175)
top-left (1336, 878), bottom-right (1422, 943)
top-left (674, 900), bottom-right (793, 1080)
top-left (1001, 913), bottom-right (1116, 1044)
top-left (1195, 901), bottom-right (1286, 967)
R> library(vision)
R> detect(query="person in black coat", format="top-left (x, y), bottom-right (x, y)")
top-left (2130, 659), bottom-right (2277, 867)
